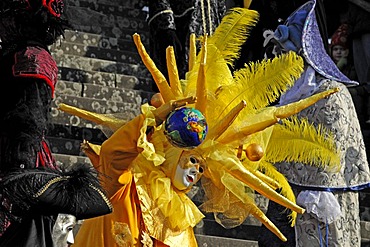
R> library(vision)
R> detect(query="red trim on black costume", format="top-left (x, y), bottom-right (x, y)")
top-left (12, 46), bottom-right (58, 97)
top-left (42, 0), bottom-right (64, 17)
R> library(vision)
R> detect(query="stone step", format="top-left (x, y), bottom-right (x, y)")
top-left (49, 136), bottom-right (86, 156)
top-left (55, 80), bottom-right (152, 105)
top-left (361, 220), bottom-right (370, 245)
top-left (67, 0), bottom-right (146, 9)
top-left (52, 39), bottom-right (142, 65)
top-left (53, 153), bottom-right (90, 166)
top-left (56, 66), bottom-right (151, 90)
top-left (66, 0), bottom-right (148, 22)
top-left (195, 234), bottom-right (258, 247)
top-left (52, 53), bottom-right (151, 83)
top-left (47, 123), bottom-right (106, 157)
top-left (47, 123), bottom-right (106, 145)
top-left (53, 29), bottom-right (147, 54)
top-left (66, 3), bottom-right (149, 40)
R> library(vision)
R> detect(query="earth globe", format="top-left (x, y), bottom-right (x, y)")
top-left (164, 107), bottom-right (208, 149)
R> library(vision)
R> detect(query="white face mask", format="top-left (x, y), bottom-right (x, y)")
top-left (172, 151), bottom-right (205, 191)
top-left (52, 214), bottom-right (77, 247)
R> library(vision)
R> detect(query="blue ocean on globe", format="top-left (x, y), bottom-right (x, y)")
top-left (164, 107), bottom-right (208, 148)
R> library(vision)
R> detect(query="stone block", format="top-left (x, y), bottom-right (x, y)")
top-left (83, 83), bottom-right (150, 105)
top-left (361, 221), bottom-right (370, 246)
top-left (116, 73), bottom-right (153, 92)
top-left (54, 54), bottom-right (151, 80)
top-left (195, 217), bottom-right (261, 241)
top-left (47, 124), bottom-right (106, 144)
top-left (195, 234), bottom-right (258, 247)
top-left (52, 37), bottom-right (142, 63)
top-left (48, 136), bottom-right (85, 156)
top-left (55, 81), bottom-right (83, 97)
top-left (66, 1), bottom-right (149, 32)
top-left (58, 67), bottom-right (116, 87)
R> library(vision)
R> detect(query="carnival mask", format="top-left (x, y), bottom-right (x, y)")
top-left (172, 150), bottom-right (206, 190)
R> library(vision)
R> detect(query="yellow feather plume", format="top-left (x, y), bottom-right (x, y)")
top-left (208, 7), bottom-right (259, 65)
top-left (265, 117), bottom-right (340, 170)
top-left (231, 52), bottom-right (304, 112)
top-left (184, 7), bottom-right (259, 98)
top-left (209, 52), bottom-right (304, 127)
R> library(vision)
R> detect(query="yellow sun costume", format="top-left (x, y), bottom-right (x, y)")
top-left (60, 7), bottom-right (340, 246)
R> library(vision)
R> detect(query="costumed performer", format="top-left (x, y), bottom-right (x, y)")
top-left (60, 7), bottom-right (342, 246)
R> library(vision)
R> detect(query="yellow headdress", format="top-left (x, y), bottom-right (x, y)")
top-left (59, 7), bottom-right (340, 242)
top-left (132, 7), bottom-right (340, 241)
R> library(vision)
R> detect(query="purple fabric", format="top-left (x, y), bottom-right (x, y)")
top-left (299, 0), bottom-right (358, 85)
top-left (274, 7), bottom-right (308, 52)
top-left (277, 0), bottom-right (358, 86)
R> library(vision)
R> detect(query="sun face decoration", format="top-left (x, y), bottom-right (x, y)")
top-left (59, 7), bottom-right (340, 243)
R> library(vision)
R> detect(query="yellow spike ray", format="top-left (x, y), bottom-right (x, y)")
top-left (132, 33), bottom-right (175, 102)
top-left (58, 103), bottom-right (126, 131)
top-left (219, 88), bottom-right (340, 144)
top-left (166, 46), bottom-right (182, 98)
top-left (275, 88), bottom-right (340, 118)
top-left (249, 203), bottom-right (287, 242)
top-left (80, 140), bottom-right (101, 168)
top-left (189, 33), bottom-right (196, 72)
top-left (224, 165), bottom-right (305, 214)
top-left (253, 170), bottom-right (280, 190)
top-left (243, 0), bottom-right (253, 8)
top-left (220, 116), bottom-right (278, 144)
top-left (207, 100), bottom-right (246, 141)
top-left (195, 35), bottom-right (208, 115)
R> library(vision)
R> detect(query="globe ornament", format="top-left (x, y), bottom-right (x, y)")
top-left (164, 107), bottom-right (208, 149)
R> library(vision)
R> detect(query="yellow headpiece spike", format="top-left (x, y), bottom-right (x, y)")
top-left (188, 33), bottom-right (196, 72)
top-left (218, 88), bottom-right (339, 145)
top-left (206, 100), bottom-right (246, 141)
top-left (243, 0), bottom-right (252, 8)
top-left (219, 111), bottom-right (278, 145)
top-left (248, 204), bottom-right (287, 242)
top-left (224, 165), bottom-right (305, 214)
top-left (132, 33), bottom-right (175, 102)
top-left (253, 170), bottom-right (280, 190)
top-left (58, 103), bottom-right (126, 132)
top-left (166, 46), bottom-right (182, 98)
top-left (275, 87), bottom-right (339, 118)
top-left (195, 35), bottom-right (208, 115)
top-left (80, 140), bottom-right (101, 168)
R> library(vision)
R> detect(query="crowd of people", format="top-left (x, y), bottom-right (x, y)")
top-left (1, 0), bottom-right (370, 246)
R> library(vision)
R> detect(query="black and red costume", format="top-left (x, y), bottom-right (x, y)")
top-left (0, 1), bottom-right (112, 246)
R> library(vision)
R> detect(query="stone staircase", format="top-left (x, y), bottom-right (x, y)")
top-left (48, 0), bottom-right (370, 246)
